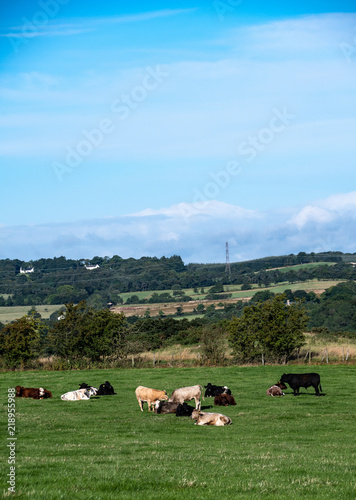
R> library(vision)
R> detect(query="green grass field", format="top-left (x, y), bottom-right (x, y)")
top-left (1, 365), bottom-right (355, 499)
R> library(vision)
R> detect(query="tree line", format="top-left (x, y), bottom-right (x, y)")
top-left (1, 280), bottom-right (355, 370)
top-left (1, 251), bottom-right (355, 308)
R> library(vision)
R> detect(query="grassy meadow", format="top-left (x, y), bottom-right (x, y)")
top-left (1, 365), bottom-right (355, 499)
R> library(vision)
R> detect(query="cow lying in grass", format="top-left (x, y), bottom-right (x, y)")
top-left (204, 383), bottom-right (232, 397)
top-left (191, 409), bottom-right (232, 426)
top-left (154, 401), bottom-right (180, 414)
top-left (214, 393), bottom-right (236, 406)
top-left (266, 382), bottom-right (286, 396)
top-left (61, 387), bottom-right (97, 401)
top-left (15, 386), bottom-right (52, 399)
top-left (175, 403), bottom-right (195, 417)
top-left (79, 381), bottom-right (116, 395)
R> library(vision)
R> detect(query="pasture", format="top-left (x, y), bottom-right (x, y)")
top-left (1, 365), bottom-right (355, 499)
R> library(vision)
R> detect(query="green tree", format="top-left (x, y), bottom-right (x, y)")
top-left (0, 315), bottom-right (41, 367)
top-left (48, 301), bottom-right (127, 362)
top-left (200, 325), bottom-right (226, 365)
top-left (228, 294), bottom-right (307, 363)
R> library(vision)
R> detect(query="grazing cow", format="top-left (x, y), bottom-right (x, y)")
top-left (280, 373), bottom-right (322, 396)
top-left (61, 388), bottom-right (97, 401)
top-left (15, 386), bottom-right (52, 399)
top-left (204, 383), bottom-right (232, 397)
top-left (135, 386), bottom-right (168, 412)
top-left (154, 400), bottom-right (180, 414)
top-left (175, 403), bottom-right (195, 417)
top-left (266, 385), bottom-right (285, 397)
top-left (169, 385), bottom-right (203, 410)
top-left (214, 393), bottom-right (236, 406)
top-left (191, 409), bottom-right (232, 426)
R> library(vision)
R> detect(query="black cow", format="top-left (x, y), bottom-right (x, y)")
top-left (175, 402), bottom-right (195, 417)
top-left (280, 373), bottom-right (322, 396)
top-left (204, 383), bottom-right (232, 397)
top-left (79, 381), bottom-right (116, 395)
top-left (154, 401), bottom-right (180, 414)
top-left (97, 381), bottom-right (116, 395)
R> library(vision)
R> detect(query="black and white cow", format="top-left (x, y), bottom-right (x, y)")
top-left (204, 383), bottom-right (232, 397)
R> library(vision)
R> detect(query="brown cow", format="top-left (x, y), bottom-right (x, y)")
top-left (191, 409), bottom-right (232, 426)
top-left (135, 386), bottom-right (168, 412)
top-left (15, 386), bottom-right (52, 399)
top-left (214, 393), bottom-right (236, 406)
top-left (266, 383), bottom-right (286, 397)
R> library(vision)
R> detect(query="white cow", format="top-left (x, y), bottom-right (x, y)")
top-left (61, 387), bottom-right (97, 401)
top-left (191, 410), bottom-right (232, 426)
top-left (169, 385), bottom-right (203, 410)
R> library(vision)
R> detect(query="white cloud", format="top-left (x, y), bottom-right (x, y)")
top-left (1, 193), bottom-right (356, 263)
top-left (129, 200), bottom-right (259, 220)
top-left (289, 191), bottom-right (356, 228)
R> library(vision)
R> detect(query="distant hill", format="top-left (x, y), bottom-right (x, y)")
top-left (0, 251), bottom-right (355, 309)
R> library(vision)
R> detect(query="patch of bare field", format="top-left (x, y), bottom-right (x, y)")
top-left (112, 297), bottom-right (247, 318)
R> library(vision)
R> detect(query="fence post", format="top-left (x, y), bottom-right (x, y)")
top-left (153, 352), bottom-right (155, 367)
top-left (132, 355), bottom-right (134, 368)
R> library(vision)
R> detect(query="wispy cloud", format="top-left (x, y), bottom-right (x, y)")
top-left (0, 8), bottom-right (196, 39)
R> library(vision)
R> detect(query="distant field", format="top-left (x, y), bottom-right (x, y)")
top-left (0, 305), bottom-right (62, 324)
top-left (1, 365), bottom-right (355, 499)
top-left (266, 262), bottom-right (335, 272)
top-left (0, 279), bottom-right (345, 323)
top-left (112, 279), bottom-right (344, 317)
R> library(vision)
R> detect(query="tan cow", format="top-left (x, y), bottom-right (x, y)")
top-left (169, 385), bottom-right (203, 410)
top-left (135, 386), bottom-right (168, 412)
top-left (191, 409), bottom-right (232, 426)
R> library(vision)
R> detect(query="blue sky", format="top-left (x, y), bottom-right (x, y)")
top-left (1, 0), bottom-right (356, 263)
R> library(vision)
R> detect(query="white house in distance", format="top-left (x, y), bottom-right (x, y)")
top-left (20, 266), bottom-right (34, 274)
top-left (84, 264), bottom-right (100, 270)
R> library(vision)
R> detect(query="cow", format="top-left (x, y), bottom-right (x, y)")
top-left (61, 387), bottom-right (97, 401)
top-left (154, 400), bottom-right (180, 414)
top-left (97, 381), bottom-right (116, 395)
top-left (204, 383), bottom-right (232, 397)
top-left (175, 403), bottom-right (195, 417)
top-left (79, 381), bottom-right (115, 395)
top-left (135, 386), bottom-right (168, 412)
top-left (280, 373), bottom-right (322, 396)
top-left (214, 393), bottom-right (236, 406)
top-left (15, 386), bottom-right (52, 399)
top-left (169, 385), bottom-right (203, 410)
top-left (191, 409), bottom-right (232, 426)
top-left (266, 385), bottom-right (285, 397)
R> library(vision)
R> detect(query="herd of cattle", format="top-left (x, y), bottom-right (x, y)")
top-left (15, 372), bottom-right (323, 426)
